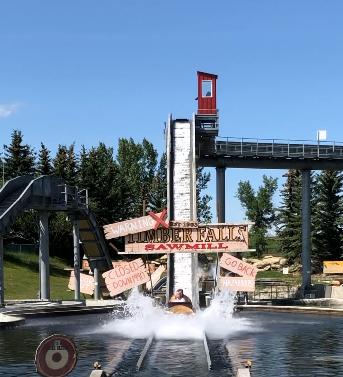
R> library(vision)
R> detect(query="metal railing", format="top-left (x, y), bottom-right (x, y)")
top-left (57, 184), bottom-right (89, 209)
top-left (215, 137), bottom-right (343, 159)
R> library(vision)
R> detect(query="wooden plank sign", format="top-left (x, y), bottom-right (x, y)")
top-left (219, 277), bottom-right (255, 292)
top-left (146, 265), bottom-right (166, 291)
top-left (103, 211), bottom-right (168, 240)
top-left (102, 258), bottom-right (150, 296)
top-left (219, 253), bottom-right (257, 279)
top-left (68, 271), bottom-right (94, 295)
top-left (323, 261), bottom-right (343, 274)
top-left (124, 224), bottom-right (249, 254)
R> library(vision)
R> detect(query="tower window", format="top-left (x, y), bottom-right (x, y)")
top-left (202, 81), bottom-right (212, 97)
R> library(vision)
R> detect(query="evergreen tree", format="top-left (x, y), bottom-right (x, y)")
top-left (78, 145), bottom-right (89, 186)
top-left (149, 153), bottom-right (167, 213)
top-left (79, 142), bottom-right (131, 225)
top-left (312, 170), bottom-right (343, 261)
top-left (53, 143), bottom-right (78, 185)
top-left (49, 212), bottom-right (73, 258)
top-left (276, 170), bottom-right (303, 263)
top-left (53, 144), bottom-right (68, 180)
top-left (236, 175), bottom-right (278, 257)
top-left (116, 138), bottom-right (158, 218)
top-left (196, 167), bottom-right (212, 223)
top-left (37, 142), bottom-right (54, 176)
top-left (4, 129), bottom-right (36, 179)
top-left (66, 143), bottom-right (78, 185)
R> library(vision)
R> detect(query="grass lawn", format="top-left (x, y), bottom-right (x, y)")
top-left (3, 251), bottom-right (90, 300)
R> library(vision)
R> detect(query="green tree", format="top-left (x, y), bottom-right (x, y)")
top-left (116, 138), bottom-right (158, 218)
top-left (79, 142), bottom-right (131, 225)
top-left (49, 212), bottom-right (73, 258)
top-left (53, 143), bottom-right (78, 185)
top-left (4, 129), bottom-right (36, 179)
top-left (4, 210), bottom-right (39, 247)
top-left (312, 171), bottom-right (343, 261)
top-left (196, 167), bottom-right (212, 223)
top-left (149, 152), bottom-right (167, 213)
top-left (37, 142), bottom-right (54, 176)
top-left (53, 145), bottom-right (68, 180)
top-left (236, 175), bottom-right (278, 257)
top-left (276, 170), bottom-right (303, 263)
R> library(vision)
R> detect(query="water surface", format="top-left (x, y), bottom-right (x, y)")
top-left (1, 310), bottom-right (343, 376)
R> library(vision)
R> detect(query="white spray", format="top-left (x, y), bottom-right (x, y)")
top-left (101, 288), bottom-right (253, 340)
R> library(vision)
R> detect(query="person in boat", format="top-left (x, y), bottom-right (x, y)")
top-left (169, 289), bottom-right (192, 303)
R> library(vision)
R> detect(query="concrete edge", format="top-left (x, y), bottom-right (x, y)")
top-left (236, 304), bottom-right (343, 315)
top-left (3, 304), bottom-right (123, 319)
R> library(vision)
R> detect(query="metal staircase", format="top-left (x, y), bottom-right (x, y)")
top-left (0, 175), bottom-right (113, 298)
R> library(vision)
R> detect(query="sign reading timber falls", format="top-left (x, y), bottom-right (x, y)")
top-left (102, 209), bottom-right (251, 254)
top-left (124, 223), bottom-right (249, 253)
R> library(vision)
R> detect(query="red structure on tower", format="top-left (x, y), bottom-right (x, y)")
top-left (197, 71), bottom-right (218, 115)
top-left (195, 71), bottom-right (219, 149)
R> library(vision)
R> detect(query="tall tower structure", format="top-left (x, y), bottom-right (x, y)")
top-left (165, 72), bottom-right (219, 310)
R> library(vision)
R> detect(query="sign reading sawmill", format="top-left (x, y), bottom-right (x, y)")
top-left (124, 223), bottom-right (249, 254)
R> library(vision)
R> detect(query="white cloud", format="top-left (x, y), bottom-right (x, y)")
top-left (0, 103), bottom-right (22, 117)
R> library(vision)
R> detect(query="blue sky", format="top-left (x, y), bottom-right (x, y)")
top-left (1, 1), bottom-right (343, 223)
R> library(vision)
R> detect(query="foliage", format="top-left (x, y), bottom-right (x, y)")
top-left (4, 210), bottom-right (39, 247)
top-left (80, 142), bottom-right (131, 225)
top-left (3, 129), bottom-right (36, 179)
top-left (53, 143), bottom-right (78, 185)
top-left (276, 170), bottom-right (304, 263)
top-left (196, 167), bottom-right (212, 222)
top-left (312, 171), bottom-right (343, 261)
top-left (37, 142), bottom-right (54, 176)
top-left (149, 152), bottom-right (167, 213)
top-left (236, 175), bottom-right (278, 257)
top-left (49, 212), bottom-right (73, 258)
top-left (116, 138), bottom-right (158, 218)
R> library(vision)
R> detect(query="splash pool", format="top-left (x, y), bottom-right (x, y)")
top-left (1, 290), bottom-right (343, 376)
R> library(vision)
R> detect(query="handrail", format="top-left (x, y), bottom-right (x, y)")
top-left (213, 137), bottom-right (343, 159)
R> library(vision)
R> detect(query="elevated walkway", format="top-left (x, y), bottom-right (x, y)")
top-left (197, 137), bottom-right (343, 170)
top-left (0, 175), bottom-right (113, 298)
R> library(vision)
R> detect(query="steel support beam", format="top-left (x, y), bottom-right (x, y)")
top-left (197, 155), bottom-right (343, 171)
top-left (94, 265), bottom-right (100, 300)
top-left (73, 220), bottom-right (80, 300)
top-left (216, 167), bottom-right (226, 293)
top-left (216, 167), bottom-right (226, 222)
top-left (39, 210), bottom-right (50, 300)
top-left (301, 170), bottom-right (312, 291)
top-left (0, 235), bottom-right (4, 305)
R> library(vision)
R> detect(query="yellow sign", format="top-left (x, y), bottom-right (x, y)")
top-left (323, 261), bottom-right (343, 274)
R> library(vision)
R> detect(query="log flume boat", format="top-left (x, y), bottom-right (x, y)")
top-left (167, 302), bottom-right (195, 315)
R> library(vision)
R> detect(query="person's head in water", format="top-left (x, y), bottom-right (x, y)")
top-left (174, 289), bottom-right (184, 300)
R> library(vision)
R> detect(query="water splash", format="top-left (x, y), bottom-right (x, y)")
top-left (101, 288), bottom-right (254, 340)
